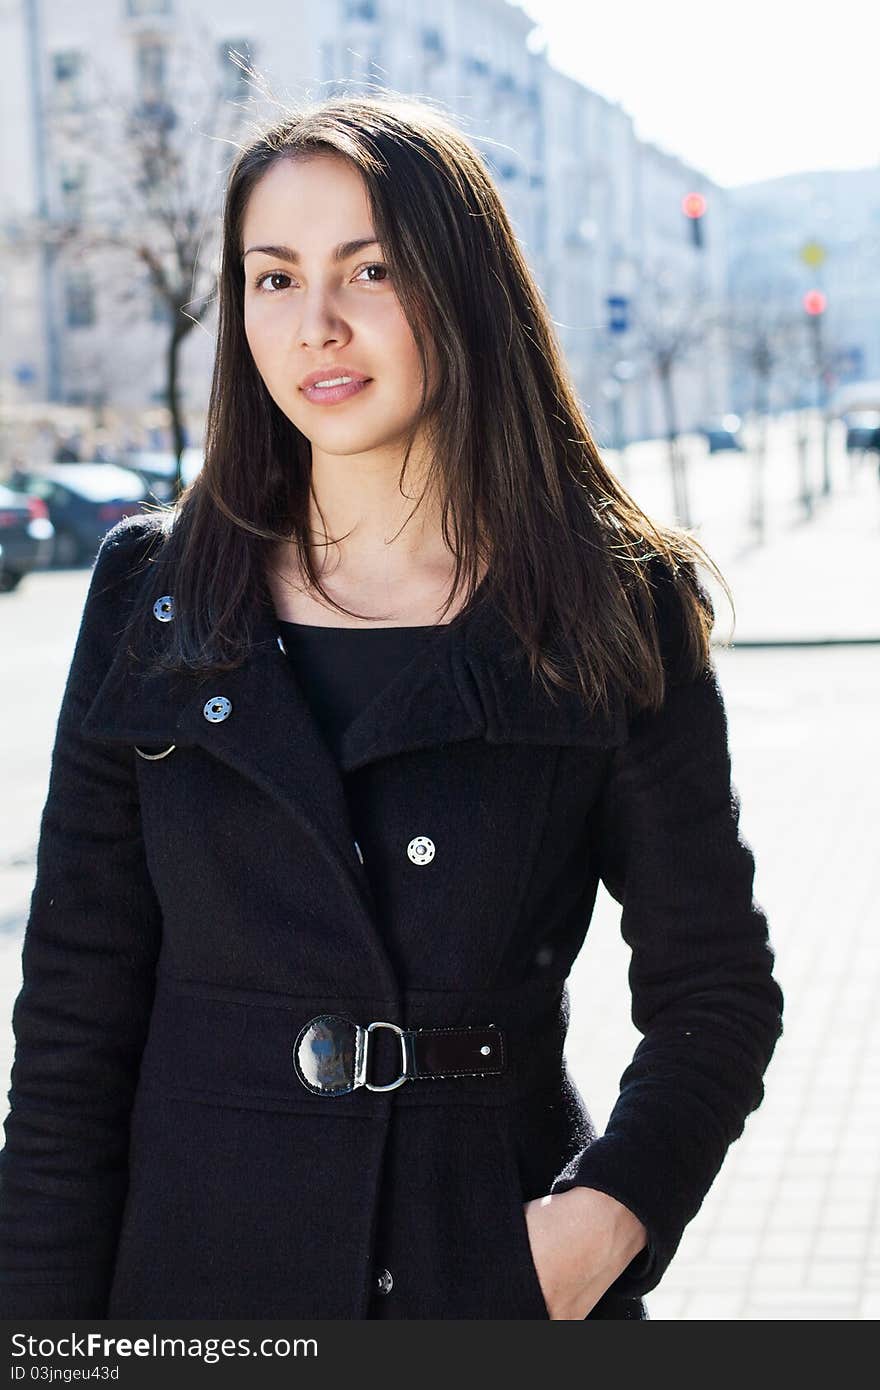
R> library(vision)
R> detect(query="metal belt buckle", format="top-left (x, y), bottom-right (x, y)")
top-left (357, 1020), bottom-right (408, 1092)
top-left (293, 1014), bottom-right (409, 1097)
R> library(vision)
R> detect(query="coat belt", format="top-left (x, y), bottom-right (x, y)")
top-left (137, 973), bottom-right (570, 1113)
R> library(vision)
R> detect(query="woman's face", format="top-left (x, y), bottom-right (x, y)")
top-left (241, 154), bottom-right (435, 461)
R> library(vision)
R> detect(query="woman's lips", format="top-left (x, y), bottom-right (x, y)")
top-left (301, 378), bottom-right (373, 405)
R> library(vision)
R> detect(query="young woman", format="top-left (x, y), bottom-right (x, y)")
top-left (0, 94), bottom-right (783, 1321)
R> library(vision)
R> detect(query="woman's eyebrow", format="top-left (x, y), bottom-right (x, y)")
top-left (242, 237), bottom-right (380, 266)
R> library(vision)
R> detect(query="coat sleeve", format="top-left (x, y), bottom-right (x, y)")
top-left (550, 562), bottom-right (784, 1299)
top-left (0, 518), bottom-right (163, 1317)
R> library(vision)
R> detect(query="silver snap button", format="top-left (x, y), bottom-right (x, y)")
top-left (407, 836), bottom-right (435, 865)
top-left (375, 1267), bottom-right (393, 1295)
top-left (152, 594), bottom-right (174, 622)
top-left (354, 840), bottom-right (364, 865)
top-left (480, 1044), bottom-right (491, 1055)
top-left (203, 695), bottom-right (232, 723)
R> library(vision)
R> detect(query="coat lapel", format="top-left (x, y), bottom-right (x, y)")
top-left (80, 587), bottom-right (373, 915)
top-left (80, 559), bottom-right (626, 925)
top-left (338, 580), bottom-right (627, 771)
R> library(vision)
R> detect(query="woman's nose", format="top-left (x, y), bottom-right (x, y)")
top-left (296, 290), bottom-right (349, 345)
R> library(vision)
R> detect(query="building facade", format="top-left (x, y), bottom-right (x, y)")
top-left (3, 0), bottom-right (742, 457)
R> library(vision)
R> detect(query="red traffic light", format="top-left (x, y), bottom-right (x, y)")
top-left (803, 289), bottom-right (827, 315)
top-left (682, 192), bottom-right (707, 219)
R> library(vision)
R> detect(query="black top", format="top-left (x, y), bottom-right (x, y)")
top-left (277, 619), bottom-right (445, 758)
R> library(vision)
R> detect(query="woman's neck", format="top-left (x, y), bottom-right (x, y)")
top-left (265, 544), bottom-right (485, 628)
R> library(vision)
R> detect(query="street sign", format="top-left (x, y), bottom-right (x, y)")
top-left (607, 295), bottom-right (629, 334)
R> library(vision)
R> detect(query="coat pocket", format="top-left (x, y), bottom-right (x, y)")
top-left (495, 1122), bottom-right (551, 1320)
top-left (366, 1105), bottom-right (554, 1318)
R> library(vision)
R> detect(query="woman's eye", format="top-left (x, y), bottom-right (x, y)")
top-left (354, 262), bottom-right (390, 284)
top-left (254, 271), bottom-right (292, 293)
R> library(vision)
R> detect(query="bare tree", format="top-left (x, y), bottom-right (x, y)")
top-left (722, 293), bottom-right (806, 539)
top-left (41, 27), bottom-right (258, 498)
top-left (628, 263), bottom-right (721, 529)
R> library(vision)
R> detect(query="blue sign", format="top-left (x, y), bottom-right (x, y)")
top-left (606, 295), bottom-right (629, 334)
top-left (14, 362), bottom-right (36, 385)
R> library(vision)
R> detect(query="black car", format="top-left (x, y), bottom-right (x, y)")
top-left (702, 417), bottom-right (745, 454)
top-left (122, 448), bottom-right (204, 502)
top-left (0, 483), bottom-right (55, 592)
top-left (844, 412), bottom-right (880, 454)
top-left (10, 463), bottom-right (149, 566)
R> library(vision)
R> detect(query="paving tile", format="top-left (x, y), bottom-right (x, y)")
top-left (706, 1232), bottom-right (767, 1261)
top-left (804, 1260), bottom-right (865, 1290)
top-left (819, 1201), bottom-right (876, 1229)
top-left (747, 1290), bottom-right (857, 1311)
top-left (680, 1293), bottom-right (748, 1320)
top-left (812, 1229), bottom-right (871, 1259)
top-left (748, 1260), bottom-right (808, 1289)
top-left (758, 1231), bottom-right (816, 1260)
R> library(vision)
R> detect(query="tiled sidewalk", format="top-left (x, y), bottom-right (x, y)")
top-left (568, 654), bottom-right (880, 1316)
top-left (565, 431), bottom-right (880, 1318)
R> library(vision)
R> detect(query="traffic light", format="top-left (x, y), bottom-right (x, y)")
top-left (803, 289), bottom-right (827, 316)
top-left (803, 288), bottom-right (827, 379)
top-left (682, 191), bottom-right (706, 249)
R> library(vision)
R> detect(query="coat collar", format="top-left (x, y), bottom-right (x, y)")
top-left (81, 558), bottom-right (627, 771)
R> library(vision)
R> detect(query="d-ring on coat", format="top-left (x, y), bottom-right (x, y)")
top-left (0, 514), bottom-right (783, 1320)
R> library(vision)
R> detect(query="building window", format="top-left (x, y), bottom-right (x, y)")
top-left (344, 0), bottom-right (377, 20)
top-left (66, 271), bottom-right (95, 328)
top-left (52, 51), bottom-right (83, 109)
top-left (59, 162), bottom-right (87, 220)
top-left (218, 39), bottom-right (253, 99)
top-left (463, 51), bottom-right (490, 77)
top-left (422, 27), bottom-right (445, 59)
top-left (127, 0), bottom-right (172, 15)
top-left (137, 41), bottom-right (166, 103)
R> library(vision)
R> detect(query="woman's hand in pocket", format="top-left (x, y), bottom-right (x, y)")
top-left (523, 1186), bottom-right (648, 1320)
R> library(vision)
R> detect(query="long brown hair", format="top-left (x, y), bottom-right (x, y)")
top-left (137, 91), bottom-right (733, 718)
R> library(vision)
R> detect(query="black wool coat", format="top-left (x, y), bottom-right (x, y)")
top-left (0, 513), bottom-right (783, 1320)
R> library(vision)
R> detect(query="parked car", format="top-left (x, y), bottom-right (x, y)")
top-left (122, 448), bottom-right (204, 501)
top-left (10, 462), bottom-right (149, 567)
top-left (702, 415), bottom-right (745, 453)
top-left (0, 483), bottom-right (55, 592)
top-left (844, 411), bottom-right (880, 454)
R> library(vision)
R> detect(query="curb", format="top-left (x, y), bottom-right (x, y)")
top-left (714, 636), bottom-right (880, 649)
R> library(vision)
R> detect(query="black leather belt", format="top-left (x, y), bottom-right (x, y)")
top-left (293, 1013), bottom-right (505, 1097)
